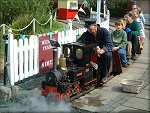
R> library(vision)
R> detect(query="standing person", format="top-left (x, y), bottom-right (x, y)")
top-left (111, 19), bottom-right (128, 68)
top-left (77, 18), bottom-right (113, 85)
top-left (126, 12), bottom-right (140, 60)
top-left (122, 18), bottom-right (132, 61)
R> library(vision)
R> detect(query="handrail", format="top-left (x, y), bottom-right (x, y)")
top-left (0, 16), bottom-right (53, 34)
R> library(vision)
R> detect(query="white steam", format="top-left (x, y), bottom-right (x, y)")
top-left (20, 90), bottom-right (72, 112)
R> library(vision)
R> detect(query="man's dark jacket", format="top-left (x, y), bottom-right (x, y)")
top-left (77, 27), bottom-right (113, 53)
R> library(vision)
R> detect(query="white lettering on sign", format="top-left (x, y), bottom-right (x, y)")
top-left (43, 45), bottom-right (52, 51)
top-left (41, 40), bottom-right (50, 45)
top-left (41, 59), bottom-right (53, 68)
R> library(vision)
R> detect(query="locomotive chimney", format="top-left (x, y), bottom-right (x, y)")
top-left (53, 48), bottom-right (57, 71)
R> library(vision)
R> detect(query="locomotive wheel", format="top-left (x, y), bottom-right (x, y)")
top-left (73, 83), bottom-right (81, 94)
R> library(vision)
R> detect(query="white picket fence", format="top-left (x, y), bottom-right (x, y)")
top-left (7, 28), bottom-right (87, 85)
top-left (7, 13), bottom-right (110, 86)
top-left (57, 28), bottom-right (87, 57)
top-left (7, 33), bottom-right (39, 85)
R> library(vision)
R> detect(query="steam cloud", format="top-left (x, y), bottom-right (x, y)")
top-left (20, 90), bottom-right (72, 112)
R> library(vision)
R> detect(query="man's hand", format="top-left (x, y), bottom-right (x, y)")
top-left (97, 49), bottom-right (105, 54)
top-left (112, 46), bottom-right (119, 51)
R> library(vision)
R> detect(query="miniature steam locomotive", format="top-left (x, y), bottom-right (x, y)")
top-left (41, 42), bottom-right (98, 100)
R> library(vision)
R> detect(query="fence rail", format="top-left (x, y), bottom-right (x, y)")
top-left (0, 16), bottom-right (53, 35)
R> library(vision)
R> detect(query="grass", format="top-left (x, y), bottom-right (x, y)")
top-left (35, 20), bottom-right (64, 34)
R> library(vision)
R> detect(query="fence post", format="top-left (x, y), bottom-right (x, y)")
top-left (54, 12), bottom-right (57, 21)
top-left (107, 10), bottom-right (110, 31)
top-left (7, 29), bottom-right (15, 85)
top-left (68, 19), bottom-right (72, 30)
top-left (2, 24), bottom-right (5, 35)
top-left (50, 15), bottom-right (53, 30)
top-left (97, 0), bottom-right (101, 23)
top-left (33, 18), bottom-right (35, 34)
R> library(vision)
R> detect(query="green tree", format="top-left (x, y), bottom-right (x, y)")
top-left (0, 0), bottom-right (29, 24)
top-left (107, 0), bottom-right (128, 17)
top-left (0, 0), bottom-right (54, 25)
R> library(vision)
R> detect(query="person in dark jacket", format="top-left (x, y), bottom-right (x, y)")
top-left (77, 18), bottom-right (113, 85)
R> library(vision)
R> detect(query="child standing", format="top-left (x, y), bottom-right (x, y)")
top-left (111, 19), bottom-right (128, 68)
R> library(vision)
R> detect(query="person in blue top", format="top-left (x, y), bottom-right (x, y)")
top-left (77, 18), bottom-right (113, 85)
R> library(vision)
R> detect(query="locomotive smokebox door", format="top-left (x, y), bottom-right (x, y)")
top-left (45, 70), bottom-right (62, 86)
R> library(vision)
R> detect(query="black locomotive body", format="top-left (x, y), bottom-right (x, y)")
top-left (41, 42), bottom-right (97, 100)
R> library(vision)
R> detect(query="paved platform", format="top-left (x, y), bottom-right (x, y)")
top-left (71, 29), bottom-right (150, 113)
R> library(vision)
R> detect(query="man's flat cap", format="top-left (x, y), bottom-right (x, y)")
top-left (84, 18), bottom-right (97, 28)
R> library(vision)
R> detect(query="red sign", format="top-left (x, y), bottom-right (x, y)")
top-left (39, 34), bottom-right (58, 74)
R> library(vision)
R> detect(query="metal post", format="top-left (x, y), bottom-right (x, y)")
top-left (33, 18), bottom-right (35, 34)
top-left (3, 38), bottom-right (8, 85)
top-left (3, 29), bottom-right (11, 85)
top-left (97, 0), bottom-right (101, 24)
top-left (53, 48), bottom-right (57, 71)
top-left (103, 0), bottom-right (106, 18)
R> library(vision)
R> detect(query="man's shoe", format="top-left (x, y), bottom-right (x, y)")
top-left (122, 63), bottom-right (128, 68)
top-left (131, 54), bottom-right (137, 60)
top-left (102, 77), bottom-right (108, 84)
top-left (95, 83), bottom-right (103, 88)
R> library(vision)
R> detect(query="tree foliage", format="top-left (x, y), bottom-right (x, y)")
top-left (81, 0), bottom-right (128, 17)
top-left (107, 0), bottom-right (128, 17)
top-left (0, 0), bottom-right (54, 24)
top-left (0, 0), bottom-right (62, 36)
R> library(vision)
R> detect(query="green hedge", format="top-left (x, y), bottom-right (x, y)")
top-left (107, 0), bottom-right (128, 17)
top-left (0, 0), bottom-right (53, 25)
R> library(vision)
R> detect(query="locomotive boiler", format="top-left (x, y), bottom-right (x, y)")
top-left (41, 42), bottom-right (98, 101)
